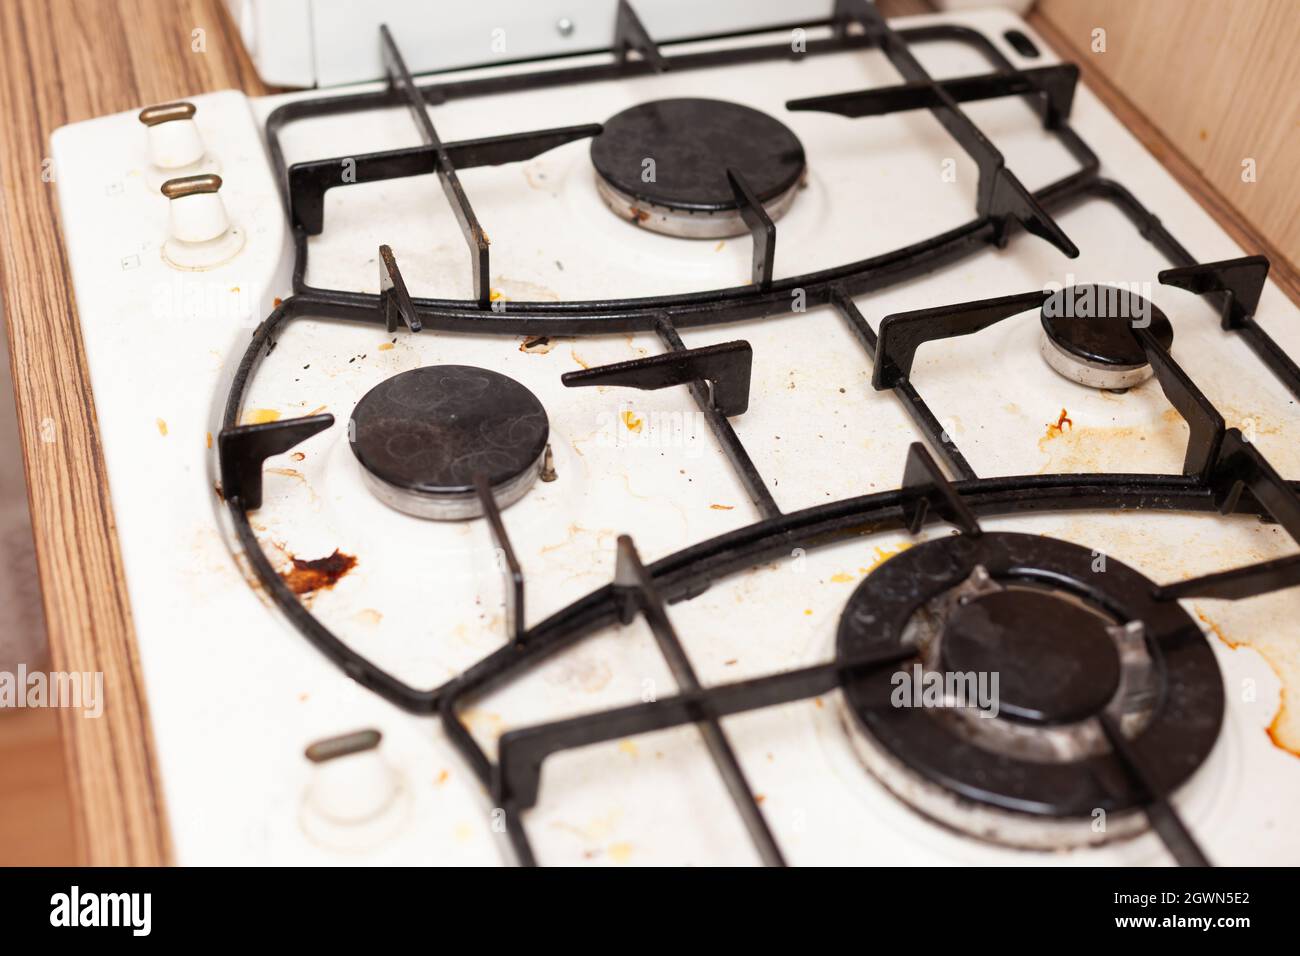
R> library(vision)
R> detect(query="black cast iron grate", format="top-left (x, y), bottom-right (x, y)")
top-left (215, 0), bottom-right (1300, 866)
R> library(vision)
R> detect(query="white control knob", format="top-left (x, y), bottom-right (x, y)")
top-left (163, 174), bottom-right (228, 241)
top-left (139, 101), bottom-right (206, 169)
top-left (300, 729), bottom-right (410, 851)
top-left (160, 174), bottom-right (245, 270)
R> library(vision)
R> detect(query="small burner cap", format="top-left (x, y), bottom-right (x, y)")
top-left (1040, 285), bottom-right (1173, 389)
top-left (941, 589), bottom-right (1121, 724)
top-left (349, 366), bottom-right (549, 520)
top-left (590, 98), bottom-right (806, 238)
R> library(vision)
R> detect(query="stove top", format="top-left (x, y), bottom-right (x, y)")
top-left (50, 2), bottom-right (1300, 865)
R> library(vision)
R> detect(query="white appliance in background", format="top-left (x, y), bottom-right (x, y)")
top-left (223, 0), bottom-right (829, 87)
top-left (49, 7), bottom-right (1300, 864)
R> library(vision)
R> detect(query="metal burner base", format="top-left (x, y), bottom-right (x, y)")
top-left (594, 173), bottom-right (802, 240)
top-left (358, 446), bottom-right (545, 521)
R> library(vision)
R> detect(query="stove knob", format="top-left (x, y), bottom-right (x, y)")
top-left (162, 173), bottom-right (229, 241)
top-left (160, 174), bottom-right (245, 269)
top-left (138, 101), bottom-right (206, 170)
top-left (300, 729), bottom-right (410, 850)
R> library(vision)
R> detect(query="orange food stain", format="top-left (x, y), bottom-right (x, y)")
top-left (273, 297), bottom-right (283, 307)
top-left (863, 541), bottom-right (913, 574)
top-left (245, 408), bottom-right (281, 425)
top-left (1044, 408), bottom-right (1073, 439)
top-left (436, 769), bottom-right (450, 785)
top-left (710, 503), bottom-right (734, 511)
top-left (621, 410), bottom-right (643, 433)
top-left (205, 431), bottom-right (212, 448)
top-left (1196, 606), bottom-right (1299, 758)
top-left (155, 418), bottom-right (168, 436)
top-left (378, 342), bottom-right (394, 351)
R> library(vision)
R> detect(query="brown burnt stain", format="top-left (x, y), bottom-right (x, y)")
top-left (272, 297), bottom-right (283, 307)
top-left (569, 348), bottom-right (591, 370)
top-left (213, 481), bottom-right (224, 501)
top-left (628, 206), bottom-right (650, 224)
top-left (291, 451), bottom-right (305, 461)
top-left (1195, 606), bottom-right (1299, 758)
top-left (520, 335), bottom-right (556, 354)
top-left (280, 549), bottom-right (357, 596)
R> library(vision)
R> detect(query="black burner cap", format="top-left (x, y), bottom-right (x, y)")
top-left (590, 98), bottom-right (806, 212)
top-left (941, 589), bottom-right (1121, 724)
top-left (1041, 284), bottom-right (1172, 366)
top-left (836, 533), bottom-right (1223, 819)
top-left (350, 365), bottom-right (548, 503)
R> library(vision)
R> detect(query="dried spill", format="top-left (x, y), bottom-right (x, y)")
top-left (279, 549), bottom-right (357, 596)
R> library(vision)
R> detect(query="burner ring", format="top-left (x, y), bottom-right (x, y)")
top-left (1039, 285), bottom-right (1173, 389)
top-left (349, 365), bottom-right (549, 520)
top-left (837, 533), bottom-right (1221, 823)
top-left (590, 98), bottom-right (806, 238)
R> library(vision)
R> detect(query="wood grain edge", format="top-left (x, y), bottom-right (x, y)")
top-left (1028, 9), bottom-right (1300, 307)
top-left (0, 0), bottom-right (269, 866)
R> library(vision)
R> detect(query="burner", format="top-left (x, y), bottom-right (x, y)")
top-left (941, 589), bottom-right (1121, 725)
top-left (1039, 284), bottom-right (1173, 389)
top-left (349, 366), bottom-right (549, 520)
top-left (837, 532), bottom-right (1222, 850)
top-left (590, 98), bottom-right (806, 238)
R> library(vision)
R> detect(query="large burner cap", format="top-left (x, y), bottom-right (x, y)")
top-left (349, 365), bottom-right (549, 520)
top-left (941, 589), bottom-right (1121, 724)
top-left (1040, 284), bottom-right (1173, 389)
top-left (836, 532), bottom-right (1222, 848)
top-left (590, 98), bottom-right (806, 238)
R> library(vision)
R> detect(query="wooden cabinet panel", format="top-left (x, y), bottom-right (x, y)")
top-left (1038, 0), bottom-right (1300, 274)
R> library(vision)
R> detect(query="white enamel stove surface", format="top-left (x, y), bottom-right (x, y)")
top-left (52, 9), bottom-right (1300, 864)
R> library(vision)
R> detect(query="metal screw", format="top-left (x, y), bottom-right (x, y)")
top-left (556, 17), bottom-right (574, 37)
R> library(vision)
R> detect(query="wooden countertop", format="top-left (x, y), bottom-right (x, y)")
top-left (0, 0), bottom-right (1291, 865)
top-left (0, 0), bottom-right (269, 865)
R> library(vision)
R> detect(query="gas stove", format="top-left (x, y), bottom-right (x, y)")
top-left (50, 2), bottom-right (1300, 865)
